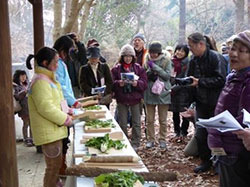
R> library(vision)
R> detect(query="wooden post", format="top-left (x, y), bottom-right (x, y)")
top-left (0, 0), bottom-right (18, 187)
top-left (29, 0), bottom-right (45, 53)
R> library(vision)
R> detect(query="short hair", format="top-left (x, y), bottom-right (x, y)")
top-left (174, 44), bottom-right (189, 58)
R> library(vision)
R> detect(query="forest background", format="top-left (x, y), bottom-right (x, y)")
top-left (9, 0), bottom-right (250, 65)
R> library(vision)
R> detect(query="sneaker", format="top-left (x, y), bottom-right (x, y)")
top-left (159, 141), bottom-right (167, 149)
top-left (36, 146), bottom-right (43, 153)
top-left (24, 139), bottom-right (33, 147)
top-left (146, 141), bottom-right (154, 148)
top-left (193, 161), bottom-right (212, 173)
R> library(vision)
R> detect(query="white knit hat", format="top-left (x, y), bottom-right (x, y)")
top-left (119, 44), bottom-right (135, 57)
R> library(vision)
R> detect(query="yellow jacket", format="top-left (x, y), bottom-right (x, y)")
top-left (28, 66), bottom-right (67, 146)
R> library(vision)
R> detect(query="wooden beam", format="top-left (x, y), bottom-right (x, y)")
top-left (29, 0), bottom-right (45, 53)
top-left (0, 0), bottom-right (18, 187)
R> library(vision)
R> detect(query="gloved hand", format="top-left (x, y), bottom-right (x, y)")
top-left (147, 61), bottom-right (155, 69)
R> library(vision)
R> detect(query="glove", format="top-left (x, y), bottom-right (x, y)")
top-left (147, 61), bottom-right (154, 69)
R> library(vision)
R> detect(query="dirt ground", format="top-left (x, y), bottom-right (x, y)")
top-left (110, 102), bottom-right (219, 187)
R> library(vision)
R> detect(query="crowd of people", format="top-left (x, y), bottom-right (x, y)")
top-left (12, 29), bottom-right (250, 187)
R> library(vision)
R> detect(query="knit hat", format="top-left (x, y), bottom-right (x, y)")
top-left (87, 39), bottom-right (99, 48)
top-left (87, 47), bottom-right (100, 59)
top-left (119, 44), bottom-right (135, 57)
top-left (233, 30), bottom-right (250, 50)
top-left (149, 41), bottom-right (162, 54)
top-left (133, 33), bottom-right (145, 42)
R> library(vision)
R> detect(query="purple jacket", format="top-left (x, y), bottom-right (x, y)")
top-left (208, 68), bottom-right (250, 155)
top-left (111, 63), bottom-right (147, 106)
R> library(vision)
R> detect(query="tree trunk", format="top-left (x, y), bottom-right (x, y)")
top-left (234, 0), bottom-right (245, 33)
top-left (79, 0), bottom-right (95, 40)
top-left (62, 0), bottom-right (86, 34)
top-left (0, 1), bottom-right (18, 187)
top-left (53, 0), bottom-right (62, 41)
top-left (178, 0), bottom-right (186, 44)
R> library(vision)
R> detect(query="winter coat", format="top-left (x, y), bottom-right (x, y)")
top-left (56, 58), bottom-right (77, 106)
top-left (79, 62), bottom-right (113, 96)
top-left (66, 41), bottom-right (87, 88)
top-left (13, 83), bottom-right (29, 120)
top-left (135, 48), bottom-right (148, 67)
top-left (170, 57), bottom-right (190, 112)
top-left (144, 52), bottom-right (172, 105)
top-left (187, 49), bottom-right (227, 106)
top-left (208, 68), bottom-right (250, 156)
top-left (111, 62), bottom-right (147, 106)
top-left (28, 66), bottom-right (68, 146)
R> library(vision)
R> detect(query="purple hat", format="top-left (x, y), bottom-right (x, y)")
top-left (233, 30), bottom-right (250, 50)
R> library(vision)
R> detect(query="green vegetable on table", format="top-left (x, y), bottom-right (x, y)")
top-left (94, 170), bottom-right (144, 187)
top-left (84, 105), bottom-right (102, 110)
top-left (85, 134), bottom-right (126, 153)
top-left (85, 119), bottom-right (115, 129)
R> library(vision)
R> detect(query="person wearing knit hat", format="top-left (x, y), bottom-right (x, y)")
top-left (207, 30), bottom-right (250, 186)
top-left (111, 44), bottom-right (147, 151)
top-left (144, 40), bottom-right (172, 150)
top-left (86, 38), bottom-right (106, 63)
top-left (132, 33), bottom-right (148, 66)
top-left (79, 46), bottom-right (113, 108)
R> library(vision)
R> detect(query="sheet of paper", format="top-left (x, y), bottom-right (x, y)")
top-left (242, 109), bottom-right (250, 128)
top-left (91, 85), bottom-right (106, 94)
top-left (198, 110), bottom-right (243, 132)
top-left (121, 72), bottom-right (135, 81)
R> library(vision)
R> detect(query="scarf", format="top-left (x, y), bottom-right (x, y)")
top-left (122, 62), bottom-right (132, 72)
top-left (172, 56), bottom-right (183, 76)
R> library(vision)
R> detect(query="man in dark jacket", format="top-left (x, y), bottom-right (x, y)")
top-left (66, 33), bottom-right (88, 98)
top-left (132, 33), bottom-right (148, 67)
top-left (187, 32), bottom-right (227, 173)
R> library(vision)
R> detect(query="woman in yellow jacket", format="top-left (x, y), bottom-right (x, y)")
top-left (26, 47), bottom-right (73, 187)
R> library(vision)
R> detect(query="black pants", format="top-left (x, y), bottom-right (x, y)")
top-left (62, 127), bottom-right (70, 155)
top-left (195, 102), bottom-right (215, 162)
top-left (173, 112), bottom-right (189, 135)
top-left (219, 153), bottom-right (250, 187)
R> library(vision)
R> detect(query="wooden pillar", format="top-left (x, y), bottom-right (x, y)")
top-left (0, 0), bottom-right (18, 187)
top-left (29, 0), bottom-right (45, 53)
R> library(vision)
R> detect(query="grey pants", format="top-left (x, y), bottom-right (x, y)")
top-left (117, 103), bottom-right (141, 147)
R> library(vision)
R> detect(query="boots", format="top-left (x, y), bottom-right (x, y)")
top-left (59, 154), bottom-right (67, 176)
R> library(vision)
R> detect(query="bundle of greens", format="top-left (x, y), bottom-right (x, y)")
top-left (85, 119), bottom-right (115, 129)
top-left (85, 134), bottom-right (126, 153)
top-left (84, 105), bottom-right (102, 110)
top-left (94, 171), bottom-right (144, 187)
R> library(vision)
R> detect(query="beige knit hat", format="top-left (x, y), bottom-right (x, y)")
top-left (119, 44), bottom-right (135, 57)
top-left (233, 30), bottom-right (250, 50)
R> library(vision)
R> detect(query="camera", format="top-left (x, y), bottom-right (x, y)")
top-left (123, 83), bottom-right (132, 93)
top-left (175, 77), bottom-right (193, 86)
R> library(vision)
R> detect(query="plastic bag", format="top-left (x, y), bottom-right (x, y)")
top-left (151, 78), bottom-right (164, 95)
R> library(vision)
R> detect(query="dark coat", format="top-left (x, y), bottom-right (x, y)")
top-left (79, 62), bottom-right (113, 96)
top-left (13, 83), bottom-right (29, 120)
top-left (170, 57), bottom-right (190, 112)
top-left (187, 49), bottom-right (227, 107)
top-left (111, 63), bottom-right (147, 106)
top-left (208, 68), bottom-right (250, 156)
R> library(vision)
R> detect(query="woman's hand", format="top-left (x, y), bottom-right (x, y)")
top-left (119, 80), bottom-right (125, 87)
top-left (233, 129), bottom-right (250, 151)
top-left (132, 80), bottom-right (138, 87)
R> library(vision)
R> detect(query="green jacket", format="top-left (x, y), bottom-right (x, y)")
top-left (144, 52), bottom-right (172, 105)
top-left (28, 66), bottom-right (68, 146)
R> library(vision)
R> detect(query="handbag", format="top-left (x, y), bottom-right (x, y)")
top-left (151, 78), bottom-right (164, 95)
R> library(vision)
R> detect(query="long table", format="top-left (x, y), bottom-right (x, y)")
top-left (65, 106), bottom-right (149, 187)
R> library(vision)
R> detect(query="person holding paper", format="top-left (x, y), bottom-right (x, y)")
top-left (79, 46), bottom-right (113, 107)
top-left (207, 30), bottom-right (250, 187)
top-left (111, 44), bottom-right (147, 151)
